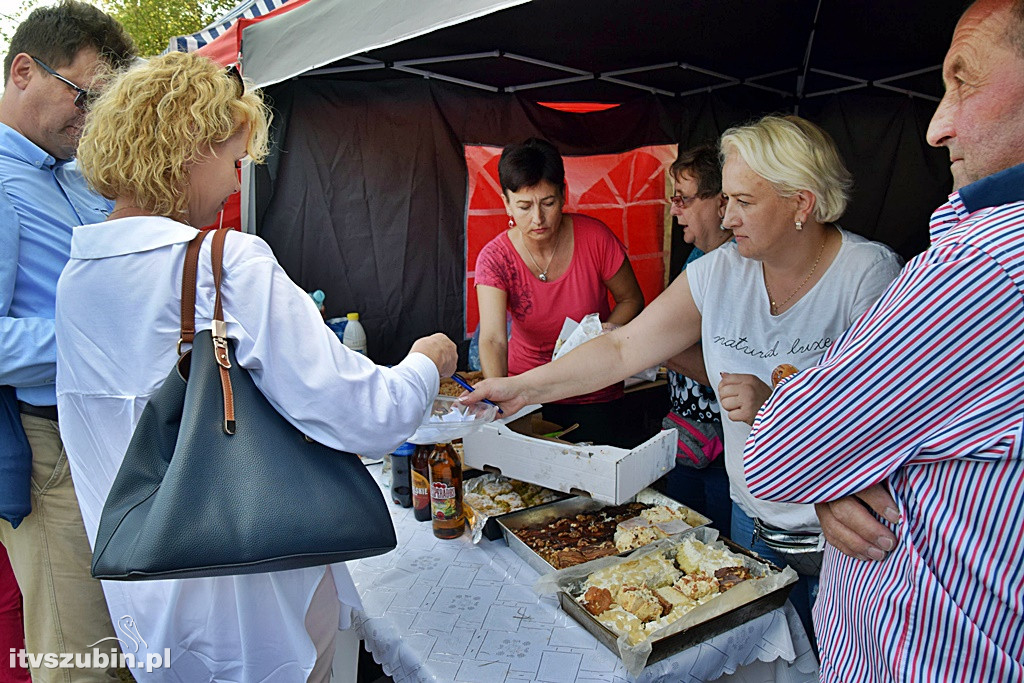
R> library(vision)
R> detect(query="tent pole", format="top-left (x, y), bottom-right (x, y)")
top-left (795, 0), bottom-right (825, 114)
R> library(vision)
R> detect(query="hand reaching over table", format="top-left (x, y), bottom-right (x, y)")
top-left (410, 333), bottom-right (458, 378)
top-left (459, 376), bottom-right (536, 417)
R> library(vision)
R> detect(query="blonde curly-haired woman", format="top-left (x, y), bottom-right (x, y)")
top-left (56, 52), bottom-right (456, 683)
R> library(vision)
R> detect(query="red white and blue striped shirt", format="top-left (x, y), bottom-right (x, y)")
top-left (744, 163), bottom-right (1024, 682)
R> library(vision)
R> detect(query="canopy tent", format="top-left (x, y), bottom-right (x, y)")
top-left (196, 0), bottom-right (963, 363)
top-left (166, 0), bottom-right (295, 54)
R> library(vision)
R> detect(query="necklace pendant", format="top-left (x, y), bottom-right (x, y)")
top-left (538, 273), bottom-right (548, 282)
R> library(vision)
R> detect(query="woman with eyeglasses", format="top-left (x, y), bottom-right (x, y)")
top-left (56, 51), bottom-right (456, 682)
top-left (660, 143), bottom-right (734, 536)
top-left (465, 116), bottom-right (903, 646)
top-left (474, 138), bottom-right (646, 448)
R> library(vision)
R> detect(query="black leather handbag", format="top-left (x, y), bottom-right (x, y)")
top-left (91, 228), bottom-right (396, 580)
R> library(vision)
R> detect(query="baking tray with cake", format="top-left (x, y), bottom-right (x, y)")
top-left (495, 489), bottom-right (711, 575)
top-left (536, 527), bottom-right (797, 675)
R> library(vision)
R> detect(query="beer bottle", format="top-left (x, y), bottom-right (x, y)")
top-left (411, 444), bottom-right (432, 522)
top-left (429, 441), bottom-right (464, 539)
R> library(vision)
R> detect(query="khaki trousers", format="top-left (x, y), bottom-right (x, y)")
top-left (0, 415), bottom-right (117, 683)
top-left (305, 569), bottom-right (340, 683)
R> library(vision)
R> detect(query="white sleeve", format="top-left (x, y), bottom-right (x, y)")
top-left (201, 233), bottom-right (438, 456)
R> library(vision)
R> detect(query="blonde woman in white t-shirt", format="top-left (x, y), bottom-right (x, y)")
top-left (464, 115), bottom-right (903, 646)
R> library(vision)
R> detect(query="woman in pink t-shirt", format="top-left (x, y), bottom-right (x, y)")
top-left (474, 138), bottom-right (645, 447)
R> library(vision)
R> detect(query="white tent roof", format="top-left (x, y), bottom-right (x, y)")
top-left (240, 0), bottom-right (528, 89)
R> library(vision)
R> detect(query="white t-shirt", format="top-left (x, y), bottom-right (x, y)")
top-left (687, 228), bottom-right (902, 531)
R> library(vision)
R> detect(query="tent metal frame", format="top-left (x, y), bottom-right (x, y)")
top-left (304, 50), bottom-right (941, 102)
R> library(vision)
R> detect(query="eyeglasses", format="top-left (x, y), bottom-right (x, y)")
top-left (31, 56), bottom-right (96, 111)
top-left (669, 193), bottom-right (699, 209)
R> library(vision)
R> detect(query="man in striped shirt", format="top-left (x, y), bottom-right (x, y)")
top-left (744, 0), bottom-right (1024, 680)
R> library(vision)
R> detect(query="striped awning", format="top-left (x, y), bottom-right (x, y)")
top-left (166, 0), bottom-right (295, 53)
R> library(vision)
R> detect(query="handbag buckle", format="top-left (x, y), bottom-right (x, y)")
top-left (211, 320), bottom-right (232, 369)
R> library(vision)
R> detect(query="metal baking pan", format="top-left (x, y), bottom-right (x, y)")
top-left (462, 470), bottom-right (572, 541)
top-left (496, 490), bottom-right (712, 575)
top-left (557, 537), bottom-right (793, 668)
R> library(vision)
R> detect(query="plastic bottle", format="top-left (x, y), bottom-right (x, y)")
top-left (390, 442), bottom-right (414, 508)
top-left (308, 289), bottom-right (325, 312)
top-left (411, 445), bottom-right (432, 522)
top-left (342, 312), bottom-right (367, 355)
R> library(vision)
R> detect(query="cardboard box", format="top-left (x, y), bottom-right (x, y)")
top-left (462, 406), bottom-right (675, 505)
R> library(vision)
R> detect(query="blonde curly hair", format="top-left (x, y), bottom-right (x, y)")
top-left (78, 51), bottom-right (270, 222)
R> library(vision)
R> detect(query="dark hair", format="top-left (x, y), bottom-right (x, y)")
top-left (1006, 0), bottom-right (1024, 57)
top-left (498, 138), bottom-right (565, 195)
top-left (668, 143), bottom-right (722, 198)
top-left (4, 1), bottom-right (137, 86)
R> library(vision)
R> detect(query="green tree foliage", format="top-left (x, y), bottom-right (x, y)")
top-left (3, 1), bottom-right (239, 60)
top-left (0, 1), bottom-right (42, 51)
top-left (102, 0), bottom-right (238, 57)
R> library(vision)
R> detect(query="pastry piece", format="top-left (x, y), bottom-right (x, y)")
top-left (586, 553), bottom-right (680, 591)
top-left (582, 586), bottom-right (613, 616)
top-left (615, 585), bottom-right (663, 622)
top-left (493, 492), bottom-right (524, 510)
top-left (673, 572), bottom-right (719, 601)
top-left (463, 492), bottom-right (506, 516)
top-left (654, 585), bottom-right (694, 614)
top-left (595, 607), bottom-right (646, 645)
top-left (544, 541), bottom-right (620, 569)
top-left (481, 479), bottom-right (514, 497)
top-left (771, 363), bottom-right (799, 387)
top-left (640, 505), bottom-right (683, 524)
top-left (714, 565), bottom-right (754, 591)
top-left (675, 537), bottom-right (749, 575)
top-left (654, 519), bottom-right (693, 536)
top-left (614, 521), bottom-right (663, 552)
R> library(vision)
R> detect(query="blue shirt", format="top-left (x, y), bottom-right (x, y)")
top-left (0, 123), bottom-right (112, 406)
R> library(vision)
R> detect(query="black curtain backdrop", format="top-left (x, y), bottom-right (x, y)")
top-left (256, 79), bottom-right (951, 364)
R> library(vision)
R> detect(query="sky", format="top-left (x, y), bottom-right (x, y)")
top-left (0, 0), bottom-right (30, 60)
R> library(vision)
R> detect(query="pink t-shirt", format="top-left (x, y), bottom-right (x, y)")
top-left (475, 213), bottom-right (626, 404)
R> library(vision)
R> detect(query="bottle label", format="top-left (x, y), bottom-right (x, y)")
top-left (430, 482), bottom-right (458, 519)
top-left (412, 471), bottom-right (429, 499)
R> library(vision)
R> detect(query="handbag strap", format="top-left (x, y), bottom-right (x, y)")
top-left (209, 229), bottom-right (236, 434)
top-left (178, 228), bottom-right (237, 435)
top-left (178, 230), bottom-right (212, 354)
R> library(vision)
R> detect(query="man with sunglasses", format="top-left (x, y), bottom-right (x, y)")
top-left (0, 3), bottom-right (135, 681)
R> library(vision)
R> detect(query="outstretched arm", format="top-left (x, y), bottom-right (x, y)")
top-left (465, 272), bottom-right (703, 415)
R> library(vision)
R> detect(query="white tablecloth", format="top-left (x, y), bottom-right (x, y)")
top-left (349, 468), bottom-right (819, 683)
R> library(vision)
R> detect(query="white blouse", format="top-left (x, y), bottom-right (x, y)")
top-left (55, 216), bottom-right (438, 682)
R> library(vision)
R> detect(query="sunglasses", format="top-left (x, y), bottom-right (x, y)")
top-left (32, 56), bottom-right (96, 111)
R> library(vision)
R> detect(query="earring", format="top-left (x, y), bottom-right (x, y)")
top-left (795, 220), bottom-right (803, 231)
top-left (719, 223), bottom-right (727, 232)
top-left (508, 216), bottom-right (515, 229)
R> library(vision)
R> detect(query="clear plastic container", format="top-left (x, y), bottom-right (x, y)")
top-left (407, 395), bottom-right (498, 445)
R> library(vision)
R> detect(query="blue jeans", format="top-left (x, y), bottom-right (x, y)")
top-left (731, 502), bottom-right (818, 650)
top-left (663, 460), bottom-right (732, 533)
